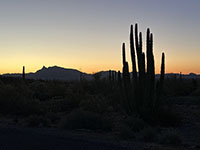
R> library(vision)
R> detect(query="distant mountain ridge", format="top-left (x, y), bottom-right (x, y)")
top-left (2, 66), bottom-right (93, 81)
top-left (2, 66), bottom-right (200, 81)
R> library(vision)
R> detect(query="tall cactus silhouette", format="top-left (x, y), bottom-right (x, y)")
top-left (155, 52), bottom-right (165, 110)
top-left (22, 66), bottom-right (25, 80)
top-left (122, 43), bottom-right (132, 112)
top-left (145, 29), bottom-right (155, 110)
top-left (160, 52), bottom-right (165, 87)
top-left (130, 25), bottom-right (137, 84)
top-left (118, 71), bottom-right (121, 84)
top-left (122, 43), bottom-right (130, 86)
top-left (108, 70), bottom-right (111, 81)
top-left (121, 24), bottom-right (165, 116)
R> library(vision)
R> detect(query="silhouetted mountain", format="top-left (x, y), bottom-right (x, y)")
top-left (2, 66), bottom-right (93, 81)
top-left (155, 73), bottom-right (200, 79)
top-left (2, 66), bottom-right (200, 81)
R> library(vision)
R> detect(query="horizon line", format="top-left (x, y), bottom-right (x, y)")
top-left (1, 65), bottom-right (199, 76)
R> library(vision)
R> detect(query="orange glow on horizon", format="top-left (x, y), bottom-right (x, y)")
top-left (1, 64), bottom-right (200, 75)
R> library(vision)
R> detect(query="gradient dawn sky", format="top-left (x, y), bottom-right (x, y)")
top-left (0, 0), bottom-right (200, 74)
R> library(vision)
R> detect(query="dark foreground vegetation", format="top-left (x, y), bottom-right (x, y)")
top-left (0, 75), bottom-right (200, 149)
top-left (0, 24), bottom-right (200, 149)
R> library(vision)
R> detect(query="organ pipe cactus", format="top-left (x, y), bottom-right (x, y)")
top-left (108, 70), bottom-right (111, 81)
top-left (160, 52), bottom-right (165, 87)
top-left (130, 25), bottom-right (137, 85)
top-left (121, 24), bottom-right (165, 116)
top-left (22, 66), bottom-right (25, 80)
top-left (122, 43), bottom-right (130, 87)
top-left (118, 71), bottom-right (121, 84)
top-left (122, 43), bottom-right (132, 113)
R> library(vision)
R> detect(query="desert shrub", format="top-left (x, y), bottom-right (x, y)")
top-left (190, 88), bottom-right (200, 96)
top-left (45, 97), bottom-right (80, 113)
top-left (159, 128), bottom-right (182, 146)
top-left (0, 76), bottom-right (24, 85)
top-left (0, 84), bottom-right (19, 102)
top-left (138, 127), bottom-right (158, 142)
top-left (0, 84), bottom-right (42, 116)
top-left (45, 112), bottom-right (60, 124)
top-left (1, 98), bottom-right (42, 116)
top-left (30, 81), bottom-right (50, 100)
top-left (154, 107), bottom-right (181, 127)
top-left (46, 82), bottom-right (67, 98)
top-left (117, 116), bottom-right (148, 140)
top-left (79, 95), bottom-right (112, 113)
top-left (31, 80), bottom-right (68, 100)
top-left (26, 115), bottom-right (51, 127)
top-left (123, 116), bottom-right (147, 132)
top-left (16, 83), bottom-right (33, 98)
top-left (118, 125), bottom-right (135, 139)
top-left (59, 109), bottom-right (112, 131)
top-left (14, 98), bottom-right (43, 116)
top-left (164, 78), bottom-right (195, 96)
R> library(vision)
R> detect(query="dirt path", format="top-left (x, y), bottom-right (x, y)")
top-left (0, 127), bottom-right (128, 150)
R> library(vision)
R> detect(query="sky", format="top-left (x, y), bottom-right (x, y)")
top-left (0, 0), bottom-right (200, 74)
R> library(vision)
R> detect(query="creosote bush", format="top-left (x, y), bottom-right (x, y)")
top-left (0, 84), bottom-right (42, 116)
top-left (26, 115), bottom-right (51, 127)
top-left (159, 128), bottom-right (182, 146)
top-left (123, 116), bottom-right (147, 132)
top-left (118, 125), bottom-right (135, 139)
top-left (79, 94), bottom-right (112, 113)
top-left (59, 109), bottom-right (112, 131)
top-left (154, 107), bottom-right (182, 127)
top-left (137, 127), bottom-right (158, 142)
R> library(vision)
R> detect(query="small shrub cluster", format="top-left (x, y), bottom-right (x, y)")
top-left (79, 94), bottom-right (112, 113)
top-left (123, 116), bottom-right (147, 132)
top-left (118, 116), bottom-right (148, 139)
top-left (164, 78), bottom-right (198, 96)
top-left (59, 109), bottom-right (112, 131)
top-left (118, 125), bottom-right (135, 139)
top-left (154, 107), bottom-right (182, 127)
top-left (0, 84), bottom-right (42, 116)
top-left (138, 127), bottom-right (158, 142)
top-left (26, 115), bottom-right (51, 127)
top-left (159, 128), bottom-right (182, 146)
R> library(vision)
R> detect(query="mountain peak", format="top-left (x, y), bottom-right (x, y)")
top-left (31, 65), bottom-right (92, 81)
top-left (49, 65), bottom-right (63, 69)
top-left (40, 65), bottom-right (64, 71)
top-left (189, 73), bottom-right (197, 76)
top-left (42, 66), bottom-right (47, 70)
